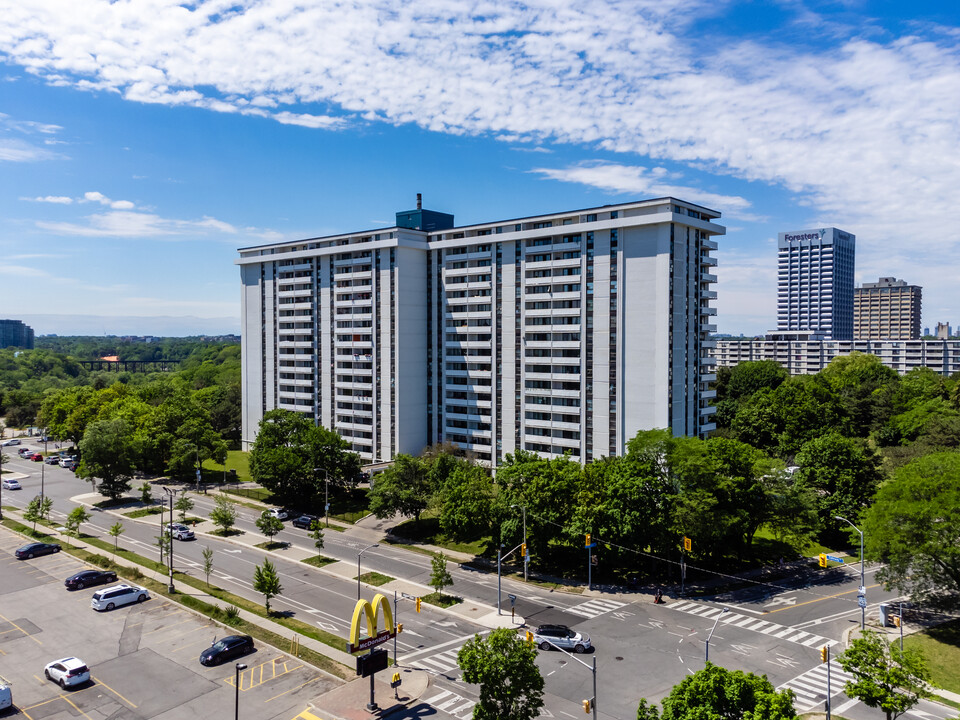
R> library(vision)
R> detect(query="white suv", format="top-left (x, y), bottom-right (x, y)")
top-left (91, 584), bottom-right (149, 611)
top-left (168, 523), bottom-right (195, 540)
top-left (44, 657), bottom-right (90, 688)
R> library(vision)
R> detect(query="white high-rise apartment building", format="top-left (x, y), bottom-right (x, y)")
top-left (237, 197), bottom-right (723, 467)
top-left (777, 227), bottom-right (855, 339)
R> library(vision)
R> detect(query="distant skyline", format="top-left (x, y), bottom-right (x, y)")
top-left (1, 1), bottom-right (959, 337)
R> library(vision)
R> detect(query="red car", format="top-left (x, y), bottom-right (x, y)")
top-left (31, 453), bottom-right (42, 462)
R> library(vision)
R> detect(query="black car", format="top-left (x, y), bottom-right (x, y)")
top-left (15, 542), bottom-right (61, 559)
top-left (292, 514), bottom-right (319, 529)
top-left (64, 569), bottom-right (118, 590)
top-left (199, 635), bottom-right (255, 666)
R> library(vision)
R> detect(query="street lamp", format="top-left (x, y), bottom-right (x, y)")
top-left (835, 515), bottom-right (865, 630)
top-left (510, 503), bottom-right (528, 581)
top-left (357, 543), bottom-right (379, 599)
top-left (313, 467), bottom-right (330, 527)
top-left (234, 663), bottom-right (247, 720)
top-left (162, 487), bottom-right (176, 593)
top-left (705, 607), bottom-right (728, 663)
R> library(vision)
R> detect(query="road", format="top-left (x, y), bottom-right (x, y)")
top-left (2, 449), bottom-right (956, 720)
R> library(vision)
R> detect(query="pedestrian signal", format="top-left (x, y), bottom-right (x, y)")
top-left (396, 623), bottom-right (403, 634)
top-left (818, 553), bottom-right (827, 568)
top-left (820, 645), bottom-right (828, 663)
top-left (583, 699), bottom-right (592, 713)
top-left (415, 597), bottom-right (421, 613)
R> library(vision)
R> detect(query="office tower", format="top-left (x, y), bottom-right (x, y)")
top-left (0, 319), bottom-right (34, 349)
top-left (237, 197), bottom-right (723, 467)
top-left (853, 277), bottom-right (922, 340)
top-left (777, 227), bottom-right (855, 339)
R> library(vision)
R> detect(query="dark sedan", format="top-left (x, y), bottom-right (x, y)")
top-left (15, 542), bottom-right (61, 559)
top-left (64, 569), bottom-right (118, 590)
top-left (292, 514), bottom-right (319, 529)
top-left (199, 635), bottom-right (254, 666)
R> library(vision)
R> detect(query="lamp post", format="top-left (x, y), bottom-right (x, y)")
top-left (234, 663), bottom-right (247, 720)
top-left (835, 515), bottom-right (865, 630)
top-left (357, 543), bottom-right (379, 599)
top-left (510, 504), bottom-right (528, 581)
top-left (313, 467), bottom-right (330, 527)
top-left (162, 486), bottom-right (176, 593)
top-left (705, 607), bottom-right (729, 663)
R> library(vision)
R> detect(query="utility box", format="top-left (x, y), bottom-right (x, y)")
top-left (879, 603), bottom-right (890, 627)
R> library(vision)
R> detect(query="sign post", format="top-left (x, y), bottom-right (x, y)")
top-left (346, 594), bottom-right (397, 712)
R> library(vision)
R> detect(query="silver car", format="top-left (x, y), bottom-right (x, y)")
top-left (531, 624), bottom-right (592, 653)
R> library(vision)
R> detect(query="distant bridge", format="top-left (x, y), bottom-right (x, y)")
top-left (77, 359), bottom-right (179, 372)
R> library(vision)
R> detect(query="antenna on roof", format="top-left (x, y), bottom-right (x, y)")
top-left (416, 193), bottom-right (422, 210)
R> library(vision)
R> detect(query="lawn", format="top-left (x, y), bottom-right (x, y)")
top-left (357, 571), bottom-right (394, 586)
top-left (202, 449), bottom-right (252, 483)
top-left (905, 619), bottom-right (960, 694)
top-left (124, 506), bottom-right (165, 518)
top-left (389, 516), bottom-right (488, 556)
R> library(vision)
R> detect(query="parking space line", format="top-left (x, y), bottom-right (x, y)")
top-left (94, 677), bottom-right (138, 708)
top-left (265, 676), bottom-right (323, 703)
top-left (0, 612), bottom-right (42, 646)
top-left (143, 617), bottom-right (193, 636)
top-left (60, 694), bottom-right (94, 720)
top-left (225, 659), bottom-right (305, 692)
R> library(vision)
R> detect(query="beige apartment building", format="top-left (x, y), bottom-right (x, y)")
top-left (854, 277), bottom-right (921, 340)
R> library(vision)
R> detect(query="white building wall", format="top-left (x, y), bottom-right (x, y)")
top-left (240, 263), bottom-right (264, 447)
top-left (395, 243), bottom-right (429, 456)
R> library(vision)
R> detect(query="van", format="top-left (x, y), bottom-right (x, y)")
top-left (0, 677), bottom-right (11, 710)
top-left (91, 584), bottom-right (149, 611)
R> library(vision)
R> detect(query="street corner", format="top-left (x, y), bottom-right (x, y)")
top-left (472, 608), bottom-right (526, 630)
top-left (306, 667), bottom-right (431, 720)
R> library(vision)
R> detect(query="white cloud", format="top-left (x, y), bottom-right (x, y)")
top-left (0, 139), bottom-right (58, 162)
top-left (24, 195), bottom-right (73, 204)
top-left (36, 209), bottom-right (239, 239)
top-left (82, 190), bottom-right (136, 209)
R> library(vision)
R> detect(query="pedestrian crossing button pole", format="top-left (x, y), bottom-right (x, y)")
top-left (821, 644), bottom-right (831, 720)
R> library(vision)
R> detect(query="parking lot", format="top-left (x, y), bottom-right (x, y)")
top-left (0, 526), bottom-right (339, 720)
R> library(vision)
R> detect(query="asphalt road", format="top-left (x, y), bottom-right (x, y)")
top-left (2, 449), bottom-right (957, 720)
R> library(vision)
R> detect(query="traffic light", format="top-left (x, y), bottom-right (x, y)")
top-left (582, 699), bottom-right (592, 713)
top-left (893, 615), bottom-right (901, 628)
top-left (396, 623), bottom-right (403, 634)
top-left (525, 630), bottom-right (534, 644)
top-left (820, 645), bottom-right (828, 664)
top-left (415, 597), bottom-right (421, 613)
top-left (521, 543), bottom-right (527, 558)
top-left (585, 533), bottom-right (591, 547)
top-left (819, 553), bottom-right (827, 568)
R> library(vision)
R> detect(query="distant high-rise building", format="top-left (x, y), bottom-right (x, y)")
top-left (937, 322), bottom-right (952, 339)
top-left (777, 227), bottom-right (855, 340)
top-left (854, 277), bottom-right (922, 340)
top-left (0, 319), bottom-right (34, 349)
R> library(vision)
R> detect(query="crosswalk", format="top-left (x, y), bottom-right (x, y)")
top-left (566, 597), bottom-right (628, 619)
top-left (424, 689), bottom-right (477, 718)
top-left (777, 661), bottom-right (854, 711)
top-left (409, 645), bottom-right (464, 674)
top-left (666, 601), bottom-right (839, 649)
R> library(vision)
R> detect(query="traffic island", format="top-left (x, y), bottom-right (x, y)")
top-left (309, 667), bottom-right (430, 720)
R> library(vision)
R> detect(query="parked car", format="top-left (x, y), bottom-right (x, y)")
top-left (59, 456), bottom-right (77, 468)
top-left (43, 657), bottom-right (90, 688)
top-left (292, 514), bottom-right (319, 529)
top-left (2, 478), bottom-right (21, 490)
top-left (199, 635), bottom-right (255, 666)
top-left (0, 438), bottom-right (20, 446)
top-left (15, 542), bottom-right (61, 559)
top-left (18, 447), bottom-right (34, 457)
top-left (30, 453), bottom-right (42, 462)
top-left (167, 523), bottom-right (195, 541)
top-left (64, 569), bottom-right (118, 590)
top-left (90, 584), bottom-right (149, 611)
top-left (267, 508), bottom-right (288, 520)
top-left (531, 624), bottom-right (591, 653)
top-left (44, 455), bottom-right (59, 465)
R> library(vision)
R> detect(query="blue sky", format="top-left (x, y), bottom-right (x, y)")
top-left (1, 0), bottom-right (958, 337)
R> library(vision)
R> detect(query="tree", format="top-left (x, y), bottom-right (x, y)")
top-left (637, 663), bottom-right (797, 720)
top-left (38, 495), bottom-right (53, 524)
top-left (430, 552), bottom-right (453, 597)
top-left (175, 493), bottom-right (194, 522)
top-left (457, 628), bottom-right (544, 720)
top-left (202, 546), bottom-right (214, 586)
top-left (837, 630), bottom-right (930, 720)
top-left (252, 558), bottom-right (283, 614)
top-left (64, 506), bottom-right (90, 537)
top-left (139, 481), bottom-right (152, 505)
top-left (309, 520), bottom-right (324, 559)
top-left (108, 521), bottom-right (124, 554)
top-left (210, 495), bottom-right (238, 535)
top-left (156, 530), bottom-right (171, 564)
top-left (863, 451), bottom-right (960, 608)
top-left (23, 495), bottom-right (42, 532)
top-left (77, 417), bottom-right (136, 500)
top-left (437, 464), bottom-right (493, 541)
top-left (368, 454), bottom-right (433, 523)
top-left (255, 510), bottom-right (284, 543)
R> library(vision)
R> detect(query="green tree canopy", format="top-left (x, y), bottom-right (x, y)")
top-left (457, 628), bottom-right (545, 720)
top-left (437, 463), bottom-right (494, 541)
top-left (77, 417), bottom-right (137, 500)
top-left (368, 454), bottom-right (433, 523)
top-left (863, 451), bottom-right (960, 608)
top-left (252, 558), bottom-right (283, 614)
top-left (837, 630), bottom-right (930, 720)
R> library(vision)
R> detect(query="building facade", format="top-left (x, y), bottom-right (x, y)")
top-left (712, 335), bottom-right (960, 376)
top-left (854, 277), bottom-right (921, 340)
top-left (0, 319), bottom-right (34, 349)
top-left (777, 227), bottom-right (855, 339)
top-left (237, 197), bottom-right (724, 467)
